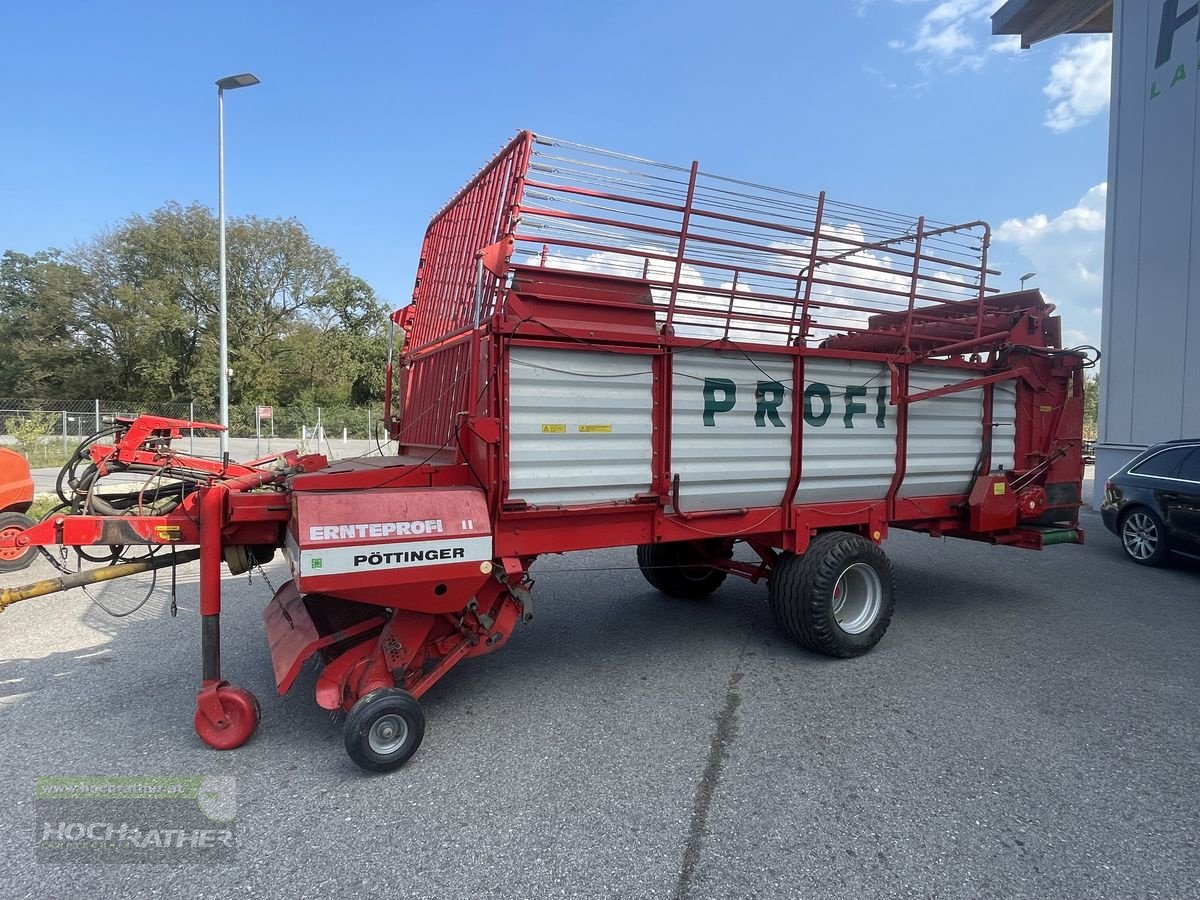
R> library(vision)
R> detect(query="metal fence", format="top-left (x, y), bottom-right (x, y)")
top-left (0, 398), bottom-right (385, 460)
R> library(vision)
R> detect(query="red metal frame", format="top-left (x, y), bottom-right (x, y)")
top-left (1, 133), bottom-right (1088, 765)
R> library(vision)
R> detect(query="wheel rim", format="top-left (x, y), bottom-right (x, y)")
top-left (679, 564), bottom-right (712, 583)
top-left (1122, 512), bottom-right (1159, 560)
top-left (0, 525), bottom-right (26, 562)
top-left (368, 713), bottom-right (409, 756)
top-left (831, 562), bottom-right (883, 635)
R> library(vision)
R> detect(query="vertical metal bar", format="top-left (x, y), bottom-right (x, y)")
top-left (979, 383), bottom-right (995, 476)
top-left (723, 271), bottom-right (739, 342)
top-left (199, 485), bottom-right (225, 682)
top-left (189, 401), bottom-right (195, 456)
top-left (665, 160), bottom-right (700, 332)
top-left (901, 217), bottom-right (926, 353)
top-left (782, 354), bottom-right (805, 534)
top-left (94, 398), bottom-right (100, 434)
top-left (61, 409), bottom-right (67, 455)
top-left (384, 317), bottom-right (394, 438)
top-left (217, 87), bottom-right (230, 459)
top-left (884, 364), bottom-right (910, 522)
top-left (975, 225), bottom-right (991, 339)
top-left (798, 192), bottom-right (825, 344)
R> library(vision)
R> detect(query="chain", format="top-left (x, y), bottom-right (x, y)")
top-left (250, 556), bottom-right (277, 595)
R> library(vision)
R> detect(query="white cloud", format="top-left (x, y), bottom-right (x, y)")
top-left (990, 34), bottom-right (1022, 54)
top-left (995, 184), bottom-right (1107, 346)
top-left (1043, 36), bottom-right (1112, 132)
top-left (526, 220), bottom-right (986, 346)
top-left (890, 0), bottom-right (1009, 72)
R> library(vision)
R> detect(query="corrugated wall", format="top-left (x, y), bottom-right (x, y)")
top-left (672, 350), bottom-right (795, 512)
top-left (507, 347), bottom-right (653, 505)
top-left (506, 348), bottom-right (1015, 511)
top-left (900, 366), bottom-right (1016, 498)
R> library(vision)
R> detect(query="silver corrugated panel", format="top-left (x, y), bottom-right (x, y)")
top-left (507, 348), bottom-right (653, 506)
top-left (794, 358), bottom-right (896, 503)
top-left (900, 367), bottom-right (1017, 498)
top-left (993, 380), bottom-right (1017, 472)
top-left (672, 350), bottom-right (794, 512)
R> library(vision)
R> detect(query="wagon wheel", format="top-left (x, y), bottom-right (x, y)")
top-left (636, 539), bottom-right (734, 599)
top-left (769, 531), bottom-right (895, 658)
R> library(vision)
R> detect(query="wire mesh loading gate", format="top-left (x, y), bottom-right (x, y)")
top-left (396, 131), bottom-right (1004, 449)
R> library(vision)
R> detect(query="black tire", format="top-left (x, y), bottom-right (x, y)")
top-left (1119, 506), bottom-right (1170, 567)
top-left (768, 531), bottom-right (895, 658)
top-left (0, 512), bottom-right (37, 573)
top-left (343, 688), bottom-right (426, 773)
top-left (636, 539), bottom-right (733, 599)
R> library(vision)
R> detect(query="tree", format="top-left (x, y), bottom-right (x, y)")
top-left (1083, 372), bottom-right (1099, 441)
top-left (0, 250), bottom-right (97, 397)
top-left (0, 204), bottom-right (389, 408)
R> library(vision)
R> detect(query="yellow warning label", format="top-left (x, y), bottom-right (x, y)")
top-left (541, 424), bottom-right (566, 433)
top-left (993, 483), bottom-right (1006, 496)
top-left (578, 424), bottom-right (613, 433)
top-left (1039, 405), bottom-right (1053, 413)
top-left (155, 525), bottom-right (182, 542)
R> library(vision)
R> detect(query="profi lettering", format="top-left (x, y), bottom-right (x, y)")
top-left (704, 378), bottom-right (887, 429)
top-left (802, 383), bottom-right (885, 429)
top-left (702, 378), bottom-right (786, 427)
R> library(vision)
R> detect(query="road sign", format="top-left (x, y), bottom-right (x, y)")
top-left (257, 406), bottom-right (273, 420)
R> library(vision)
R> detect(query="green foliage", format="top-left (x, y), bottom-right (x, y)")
top-left (1083, 373), bottom-right (1099, 441)
top-left (4, 411), bottom-right (58, 463)
top-left (0, 204), bottom-right (390, 410)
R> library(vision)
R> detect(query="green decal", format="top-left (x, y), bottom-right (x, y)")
top-left (702, 378), bottom-right (737, 426)
top-left (843, 386), bottom-right (868, 428)
top-left (803, 383), bottom-right (832, 427)
top-left (754, 381), bottom-right (786, 428)
top-left (311, 558), bottom-right (323, 569)
top-left (875, 385), bottom-right (888, 428)
top-left (1172, 63), bottom-right (1188, 87)
top-left (1151, 80), bottom-right (1162, 99)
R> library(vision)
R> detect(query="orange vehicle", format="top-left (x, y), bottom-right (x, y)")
top-left (0, 447), bottom-right (36, 572)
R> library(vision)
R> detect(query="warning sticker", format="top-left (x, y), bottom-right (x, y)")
top-left (993, 482), bottom-right (1006, 495)
top-left (578, 424), bottom-right (613, 433)
top-left (541, 424), bottom-right (566, 433)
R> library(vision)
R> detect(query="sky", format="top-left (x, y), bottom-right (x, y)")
top-left (0, 1), bottom-right (1112, 347)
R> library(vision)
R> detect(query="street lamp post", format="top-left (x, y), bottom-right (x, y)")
top-left (1019, 272), bottom-right (1037, 291)
top-left (216, 72), bottom-right (260, 459)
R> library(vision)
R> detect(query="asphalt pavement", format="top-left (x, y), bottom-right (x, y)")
top-left (1, 504), bottom-right (1198, 898)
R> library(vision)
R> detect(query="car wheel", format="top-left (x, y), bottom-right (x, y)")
top-left (1119, 507), bottom-right (1169, 567)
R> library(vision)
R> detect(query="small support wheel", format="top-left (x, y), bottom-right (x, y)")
top-left (0, 512), bottom-right (38, 573)
top-left (194, 684), bottom-right (260, 751)
top-left (344, 688), bottom-right (426, 773)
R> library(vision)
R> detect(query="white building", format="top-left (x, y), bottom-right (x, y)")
top-left (994, 0), bottom-right (1200, 505)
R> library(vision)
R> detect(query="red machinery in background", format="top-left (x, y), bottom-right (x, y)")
top-left (0, 133), bottom-right (1090, 771)
top-left (0, 447), bottom-right (36, 572)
